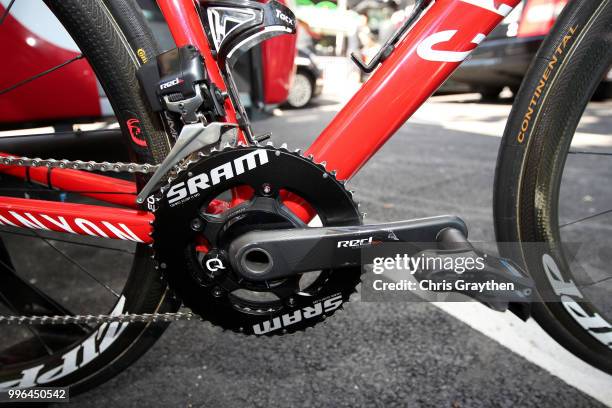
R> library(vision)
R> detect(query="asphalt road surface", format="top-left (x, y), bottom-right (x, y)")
top-left (63, 89), bottom-right (612, 407)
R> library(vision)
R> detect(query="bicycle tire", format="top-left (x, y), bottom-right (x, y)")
top-left (494, 0), bottom-right (612, 374)
top-left (0, 0), bottom-right (177, 395)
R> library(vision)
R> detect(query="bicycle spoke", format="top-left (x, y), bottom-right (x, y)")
top-left (0, 259), bottom-right (89, 356)
top-left (0, 260), bottom-right (77, 318)
top-left (0, 290), bottom-right (54, 356)
top-left (0, 54), bottom-right (84, 96)
top-left (0, 227), bottom-right (136, 255)
top-left (0, 0), bottom-right (15, 26)
top-left (578, 275), bottom-right (612, 289)
top-left (0, 337), bottom-right (54, 363)
top-left (0, 257), bottom-right (91, 328)
top-left (568, 150), bottom-right (612, 156)
top-left (33, 230), bottom-right (121, 298)
top-left (559, 209), bottom-right (612, 229)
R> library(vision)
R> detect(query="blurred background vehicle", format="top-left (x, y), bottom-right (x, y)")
top-left (5, 0), bottom-right (610, 132)
top-left (0, 0), bottom-right (297, 129)
top-left (446, 0), bottom-right (612, 100)
top-left (285, 48), bottom-right (324, 108)
top-left (0, 0), bottom-right (102, 127)
top-left (290, 0), bottom-right (611, 101)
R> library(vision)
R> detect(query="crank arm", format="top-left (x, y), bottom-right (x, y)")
top-left (136, 122), bottom-right (237, 204)
top-left (228, 218), bottom-right (535, 318)
top-left (228, 215), bottom-right (467, 280)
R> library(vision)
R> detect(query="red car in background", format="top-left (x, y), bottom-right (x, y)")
top-left (0, 0), bottom-right (296, 127)
top-left (0, 0), bottom-right (103, 125)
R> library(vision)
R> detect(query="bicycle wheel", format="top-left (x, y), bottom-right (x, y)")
top-left (494, 0), bottom-right (612, 374)
top-left (0, 0), bottom-right (176, 394)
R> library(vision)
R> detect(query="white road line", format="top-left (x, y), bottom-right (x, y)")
top-left (366, 227), bottom-right (612, 406)
top-left (303, 94), bottom-right (612, 403)
top-left (434, 302), bottom-right (612, 407)
top-left (410, 98), bottom-right (612, 149)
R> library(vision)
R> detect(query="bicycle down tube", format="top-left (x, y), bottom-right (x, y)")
top-left (0, 0), bottom-right (520, 242)
top-left (306, 0), bottom-right (520, 180)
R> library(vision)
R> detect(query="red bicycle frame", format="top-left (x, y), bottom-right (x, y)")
top-left (0, 0), bottom-right (520, 243)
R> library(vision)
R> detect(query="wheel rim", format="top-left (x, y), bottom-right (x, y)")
top-left (0, 0), bottom-right (159, 389)
top-left (553, 100), bottom-right (612, 324)
top-left (287, 74), bottom-right (313, 108)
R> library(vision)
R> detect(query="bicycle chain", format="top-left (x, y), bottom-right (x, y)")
top-left (0, 311), bottom-right (199, 325)
top-left (0, 150), bottom-right (363, 328)
top-left (0, 154), bottom-right (198, 325)
top-left (0, 155), bottom-right (159, 173)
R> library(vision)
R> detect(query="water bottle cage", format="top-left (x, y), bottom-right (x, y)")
top-left (198, 0), bottom-right (297, 142)
top-left (202, 0), bottom-right (297, 69)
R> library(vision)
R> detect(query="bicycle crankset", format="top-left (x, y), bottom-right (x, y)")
top-left (153, 144), bottom-right (363, 335)
top-left (153, 145), bottom-right (537, 335)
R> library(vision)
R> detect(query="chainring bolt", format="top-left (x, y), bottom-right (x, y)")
top-left (191, 218), bottom-right (204, 231)
top-left (261, 183), bottom-right (273, 196)
top-left (212, 287), bottom-right (224, 298)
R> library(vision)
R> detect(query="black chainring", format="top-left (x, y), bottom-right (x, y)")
top-left (153, 145), bottom-right (361, 335)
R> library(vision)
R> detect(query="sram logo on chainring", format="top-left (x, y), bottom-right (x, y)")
top-left (166, 149), bottom-right (271, 207)
top-left (154, 145), bottom-right (362, 335)
top-left (253, 293), bottom-right (343, 335)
